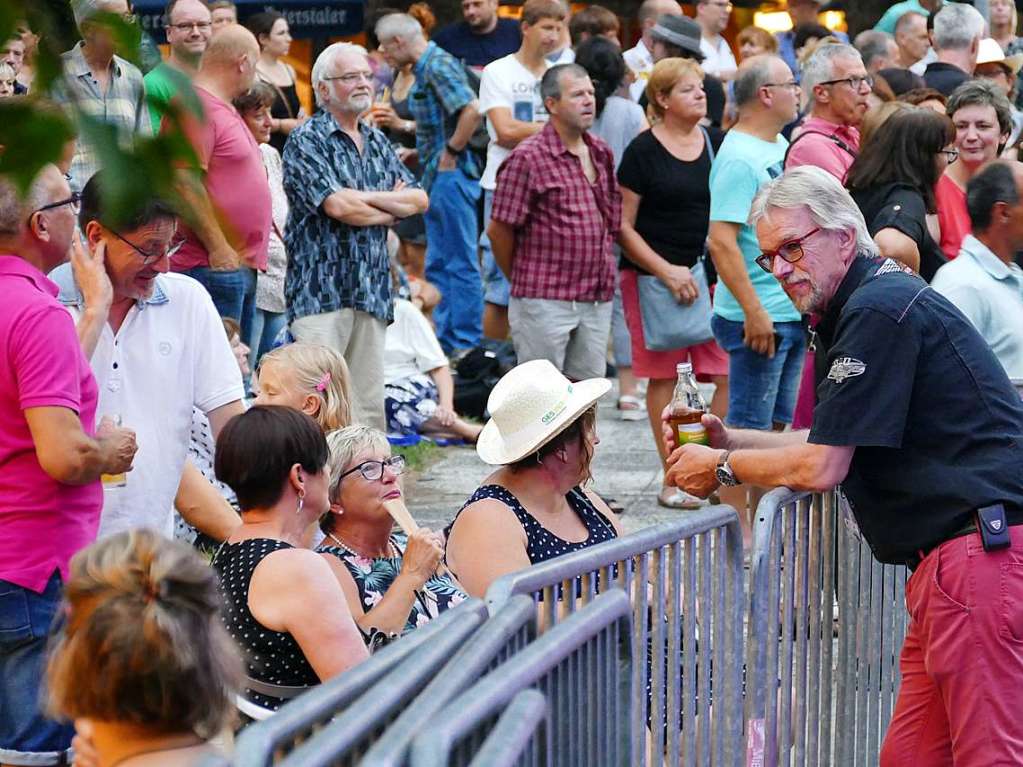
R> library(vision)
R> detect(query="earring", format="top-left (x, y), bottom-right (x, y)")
top-left (296, 494), bottom-right (305, 515)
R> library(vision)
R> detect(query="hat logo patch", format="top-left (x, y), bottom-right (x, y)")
top-left (828, 357), bottom-right (866, 384)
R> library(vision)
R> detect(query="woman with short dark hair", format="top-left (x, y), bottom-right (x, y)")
top-left (213, 405), bottom-right (367, 712)
top-left (846, 106), bottom-right (956, 280)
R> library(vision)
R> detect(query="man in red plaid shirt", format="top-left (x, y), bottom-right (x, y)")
top-left (488, 63), bottom-right (622, 381)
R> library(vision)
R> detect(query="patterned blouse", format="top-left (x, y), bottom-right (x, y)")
top-left (256, 143), bottom-right (289, 315)
top-left (318, 531), bottom-right (466, 638)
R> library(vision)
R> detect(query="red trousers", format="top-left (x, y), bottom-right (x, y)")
top-left (880, 525), bottom-right (1023, 766)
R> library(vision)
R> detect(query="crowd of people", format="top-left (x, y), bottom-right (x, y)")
top-left (1, 0), bottom-right (1023, 763)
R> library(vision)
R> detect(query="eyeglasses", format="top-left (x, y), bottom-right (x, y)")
top-left (818, 75), bottom-right (874, 91)
top-left (335, 455), bottom-right (407, 484)
top-left (755, 226), bottom-right (821, 273)
top-left (762, 81), bottom-right (800, 92)
top-left (939, 148), bottom-right (959, 164)
top-left (322, 70), bottom-right (374, 85)
top-left (33, 192), bottom-right (82, 216)
top-left (167, 21), bottom-right (212, 32)
top-left (109, 229), bottom-right (185, 265)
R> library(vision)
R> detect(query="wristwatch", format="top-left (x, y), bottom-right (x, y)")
top-left (715, 451), bottom-right (740, 487)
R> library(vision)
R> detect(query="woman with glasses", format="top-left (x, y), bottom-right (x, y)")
top-left (212, 405), bottom-right (368, 713)
top-left (318, 425), bottom-right (465, 641)
top-left (845, 106), bottom-right (956, 280)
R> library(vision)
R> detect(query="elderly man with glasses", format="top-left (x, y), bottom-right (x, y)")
top-left (48, 169), bottom-right (246, 544)
top-left (666, 165), bottom-right (1023, 766)
top-left (282, 42), bottom-right (427, 430)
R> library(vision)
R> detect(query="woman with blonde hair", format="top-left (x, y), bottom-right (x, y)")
top-left (253, 342), bottom-right (353, 432)
top-left (47, 529), bottom-right (242, 765)
top-left (616, 57), bottom-right (730, 510)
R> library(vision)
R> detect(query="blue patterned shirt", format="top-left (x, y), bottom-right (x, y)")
top-left (282, 111), bottom-right (416, 324)
top-left (410, 41), bottom-right (481, 191)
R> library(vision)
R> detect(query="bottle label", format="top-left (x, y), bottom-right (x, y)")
top-left (676, 422), bottom-right (708, 446)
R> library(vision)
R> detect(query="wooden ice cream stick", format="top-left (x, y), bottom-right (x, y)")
top-left (383, 498), bottom-right (459, 583)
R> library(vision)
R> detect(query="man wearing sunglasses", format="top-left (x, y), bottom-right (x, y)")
top-left (666, 166), bottom-right (1023, 765)
top-left (0, 165), bottom-right (138, 767)
top-left (49, 170), bottom-right (245, 546)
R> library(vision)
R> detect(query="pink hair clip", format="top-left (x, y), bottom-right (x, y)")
top-left (316, 371), bottom-right (332, 392)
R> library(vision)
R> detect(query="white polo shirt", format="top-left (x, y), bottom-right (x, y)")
top-left (624, 40), bottom-right (653, 102)
top-left (699, 35), bottom-right (737, 79)
top-left (932, 234), bottom-right (1023, 379)
top-left (51, 268), bottom-right (245, 538)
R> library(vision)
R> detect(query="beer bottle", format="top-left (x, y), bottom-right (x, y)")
top-left (669, 362), bottom-right (709, 446)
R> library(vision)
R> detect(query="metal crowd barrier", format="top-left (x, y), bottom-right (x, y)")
top-left (232, 598), bottom-right (489, 766)
top-left (409, 589), bottom-right (634, 767)
top-left (466, 689), bottom-right (550, 767)
top-left (746, 488), bottom-right (910, 766)
top-left (485, 506), bottom-right (745, 767)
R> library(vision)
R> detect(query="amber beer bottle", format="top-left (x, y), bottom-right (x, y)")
top-left (668, 362), bottom-right (708, 446)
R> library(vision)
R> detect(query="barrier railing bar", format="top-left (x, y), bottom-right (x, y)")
top-left (792, 496), bottom-right (810, 765)
top-left (819, 490), bottom-right (836, 767)
top-left (466, 689), bottom-right (548, 767)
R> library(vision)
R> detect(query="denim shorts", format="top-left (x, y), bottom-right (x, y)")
top-left (0, 573), bottom-right (74, 765)
top-left (711, 315), bottom-right (806, 429)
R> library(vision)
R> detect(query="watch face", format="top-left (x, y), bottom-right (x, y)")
top-left (716, 465), bottom-right (738, 487)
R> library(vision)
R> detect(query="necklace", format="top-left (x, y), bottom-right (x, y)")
top-left (327, 531), bottom-right (396, 559)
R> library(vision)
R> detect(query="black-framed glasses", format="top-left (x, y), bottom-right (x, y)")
top-left (762, 80), bottom-right (800, 92)
top-left (818, 75), bottom-right (873, 91)
top-left (755, 226), bottom-right (821, 273)
top-left (336, 455), bottom-right (407, 484)
top-left (32, 192), bottom-right (82, 217)
top-left (109, 229), bottom-right (185, 265)
top-left (167, 21), bottom-right (212, 32)
top-left (940, 148), bottom-right (959, 164)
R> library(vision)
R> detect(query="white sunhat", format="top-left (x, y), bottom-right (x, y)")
top-left (977, 37), bottom-right (1023, 77)
top-left (476, 359), bottom-right (611, 466)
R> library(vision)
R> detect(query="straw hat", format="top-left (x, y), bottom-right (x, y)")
top-left (476, 360), bottom-right (611, 466)
top-left (977, 37), bottom-right (1023, 77)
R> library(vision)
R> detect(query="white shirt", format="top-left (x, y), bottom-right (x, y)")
top-left (624, 40), bottom-right (654, 102)
top-left (909, 47), bottom-right (936, 75)
top-left (384, 299), bottom-right (449, 383)
top-left (53, 270), bottom-right (245, 538)
top-left (932, 234), bottom-right (1023, 380)
top-left (479, 53), bottom-right (551, 190)
top-left (700, 35), bottom-right (737, 78)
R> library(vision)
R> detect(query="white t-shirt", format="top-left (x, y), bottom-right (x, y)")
top-left (700, 35), bottom-right (737, 78)
top-left (384, 299), bottom-right (449, 384)
top-left (624, 40), bottom-right (654, 102)
top-left (58, 272), bottom-right (244, 539)
top-left (478, 53), bottom-right (551, 190)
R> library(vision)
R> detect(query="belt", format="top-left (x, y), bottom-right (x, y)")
top-left (905, 506), bottom-right (1023, 571)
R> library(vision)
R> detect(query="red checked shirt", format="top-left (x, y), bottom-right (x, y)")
top-left (491, 122), bottom-right (621, 302)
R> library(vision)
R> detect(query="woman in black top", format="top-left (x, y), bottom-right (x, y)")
top-left (845, 106), bottom-right (956, 281)
top-left (247, 11), bottom-right (307, 154)
top-left (617, 57), bottom-right (729, 510)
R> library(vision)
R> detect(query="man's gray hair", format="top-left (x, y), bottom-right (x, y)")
top-left (801, 43), bottom-right (862, 108)
top-left (0, 165), bottom-right (58, 237)
top-left (540, 63), bottom-right (589, 102)
top-left (71, 0), bottom-right (125, 28)
top-left (311, 42), bottom-right (369, 108)
top-left (749, 165), bottom-right (879, 258)
top-left (854, 30), bottom-right (893, 69)
top-left (733, 54), bottom-right (779, 108)
top-left (932, 3), bottom-right (985, 52)
top-left (375, 13), bottom-right (422, 44)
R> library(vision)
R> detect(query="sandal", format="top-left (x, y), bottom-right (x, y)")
top-left (657, 487), bottom-right (705, 510)
top-left (617, 394), bottom-right (646, 422)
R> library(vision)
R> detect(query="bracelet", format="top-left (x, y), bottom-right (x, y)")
top-left (445, 141), bottom-right (463, 156)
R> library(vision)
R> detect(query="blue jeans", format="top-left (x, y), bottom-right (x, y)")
top-left (711, 315), bottom-right (805, 429)
top-left (479, 188), bottom-right (511, 306)
top-left (184, 265), bottom-right (257, 342)
top-left (247, 308), bottom-right (287, 370)
top-left (425, 169), bottom-right (482, 353)
top-left (0, 573), bottom-right (74, 764)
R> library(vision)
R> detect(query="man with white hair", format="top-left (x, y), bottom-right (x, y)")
top-left (853, 29), bottom-right (899, 75)
top-left (144, 0), bottom-right (212, 130)
top-left (54, 0), bottom-right (149, 191)
top-left (784, 43), bottom-right (869, 183)
top-left (924, 2), bottom-right (986, 97)
top-left (376, 12), bottom-right (484, 355)
top-left (623, 0), bottom-right (682, 101)
top-left (282, 43), bottom-right (427, 429)
top-left (666, 165), bottom-right (1023, 765)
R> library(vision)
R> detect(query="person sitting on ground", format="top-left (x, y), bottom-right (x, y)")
top-left (253, 341), bottom-right (353, 433)
top-left (384, 297), bottom-right (484, 442)
top-left (46, 529), bottom-right (242, 766)
top-left (213, 406), bottom-right (369, 712)
top-left (317, 425), bottom-right (467, 641)
top-left (445, 359), bottom-right (624, 598)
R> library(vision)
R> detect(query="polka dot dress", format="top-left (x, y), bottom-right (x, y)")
top-left (446, 485), bottom-right (618, 566)
top-left (212, 538), bottom-right (320, 711)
